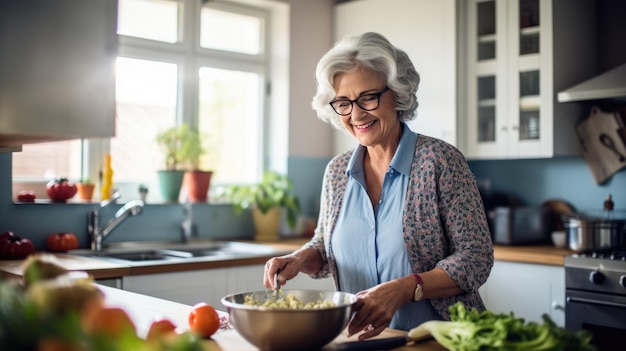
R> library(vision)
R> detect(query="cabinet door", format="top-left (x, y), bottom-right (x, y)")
top-left (479, 261), bottom-right (565, 327)
top-left (466, 0), bottom-right (509, 158)
top-left (0, 0), bottom-right (117, 147)
top-left (506, 0), bottom-right (551, 157)
top-left (123, 269), bottom-right (230, 309)
top-left (467, 0), bottom-right (546, 158)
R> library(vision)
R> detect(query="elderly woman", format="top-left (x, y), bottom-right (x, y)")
top-left (263, 32), bottom-right (493, 340)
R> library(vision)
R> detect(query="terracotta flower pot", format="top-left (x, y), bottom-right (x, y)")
top-left (77, 183), bottom-right (95, 201)
top-left (183, 170), bottom-right (213, 203)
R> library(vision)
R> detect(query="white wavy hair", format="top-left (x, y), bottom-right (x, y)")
top-left (311, 32), bottom-right (420, 131)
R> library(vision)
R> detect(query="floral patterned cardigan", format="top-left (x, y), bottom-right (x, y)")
top-left (302, 134), bottom-right (494, 320)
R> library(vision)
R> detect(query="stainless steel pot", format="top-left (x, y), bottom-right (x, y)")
top-left (563, 214), bottom-right (626, 251)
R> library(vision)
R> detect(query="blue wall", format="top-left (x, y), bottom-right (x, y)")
top-left (468, 157), bottom-right (626, 212)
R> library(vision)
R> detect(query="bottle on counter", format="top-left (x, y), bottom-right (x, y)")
top-left (603, 194), bottom-right (614, 219)
top-left (101, 153), bottom-right (114, 200)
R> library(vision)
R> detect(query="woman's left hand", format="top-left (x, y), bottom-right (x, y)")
top-left (347, 278), bottom-right (413, 340)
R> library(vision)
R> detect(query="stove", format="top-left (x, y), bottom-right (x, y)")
top-left (565, 247), bottom-right (626, 350)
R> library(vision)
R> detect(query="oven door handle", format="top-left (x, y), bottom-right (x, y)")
top-left (567, 296), bottom-right (626, 309)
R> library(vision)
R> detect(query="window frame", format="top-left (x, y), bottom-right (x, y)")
top-left (12, 0), bottom-right (276, 203)
top-left (91, 0), bottom-right (271, 194)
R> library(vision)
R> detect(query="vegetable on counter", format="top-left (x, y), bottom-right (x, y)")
top-left (410, 301), bottom-right (596, 351)
top-left (46, 232), bottom-right (79, 252)
top-left (46, 177), bottom-right (77, 203)
top-left (0, 254), bottom-right (211, 351)
top-left (0, 231), bottom-right (35, 259)
top-left (16, 190), bottom-right (36, 202)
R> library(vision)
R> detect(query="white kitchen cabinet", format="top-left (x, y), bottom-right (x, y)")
top-left (122, 268), bottom-right (231, 309)
top-left (479, 261), bottom-right (565, 327)
top-left (121, 265), bottom-right (334, 309)
top-left (462, 0), bottom-right (596, 159)
top-left (333, 0), bottom-right (457, 153)
top-left (0, 0), bottom-right (117, 148)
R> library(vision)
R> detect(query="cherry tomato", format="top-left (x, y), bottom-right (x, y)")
top-left (46, 232), bottom-right (79, 252)
top-left (0, 231), bottom-right (36, 259)
top-left (46, 178), bottom-right (77, 203)
top-left (188, 302), bottom-right (219, 338)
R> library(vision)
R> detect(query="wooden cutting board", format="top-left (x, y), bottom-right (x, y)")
top-left (577, 106), bottom-right (626, 184)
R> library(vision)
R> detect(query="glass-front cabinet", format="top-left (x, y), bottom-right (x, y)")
top-left (463, 0), bottom-right (597, 159)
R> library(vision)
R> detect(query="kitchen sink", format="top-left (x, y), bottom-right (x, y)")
top-left (69, 240), bottom-right (288, 265)
top-left (94, 250), bottom-right (179, 262)
top-left (169, 241), bottom-right (278, 258)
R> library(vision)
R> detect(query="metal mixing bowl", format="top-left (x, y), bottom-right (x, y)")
top-left (221, 289), bottom-right (357, 351)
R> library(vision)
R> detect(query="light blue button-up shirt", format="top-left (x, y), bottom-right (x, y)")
top-left (331, 123), bottom-right (442, 330)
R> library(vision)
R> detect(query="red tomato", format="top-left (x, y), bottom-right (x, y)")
top-left (46, 178), bottom-right (77, 203)
top-left (0, 231), bottom-right (36, 259)
top-left (46, 232), bottom-right (79, 252)
top-left (188, 302), bottom-right (220, 338)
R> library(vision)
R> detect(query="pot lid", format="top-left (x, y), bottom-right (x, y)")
top-left (578, 209), bottom-right (626, 221)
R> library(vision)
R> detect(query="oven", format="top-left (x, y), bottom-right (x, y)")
top-left (565, 249), bottom-right (626, 350)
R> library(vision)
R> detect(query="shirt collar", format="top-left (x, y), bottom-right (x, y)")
top-left (346, 123), bottom-right (416, 177)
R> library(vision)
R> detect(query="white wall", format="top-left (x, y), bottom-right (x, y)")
top-left (334, 0), bottom-right (457, 154)
top-left (284, 0), bottom-right (336, 158)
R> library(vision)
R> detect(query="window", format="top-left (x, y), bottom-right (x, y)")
top-left (12, 0), bottom-right (271, 202)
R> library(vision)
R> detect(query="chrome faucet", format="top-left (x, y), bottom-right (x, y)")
top-left (89, 192), bottom-right (144, 251)
top-left (180, 200), bottom-right (193, 243)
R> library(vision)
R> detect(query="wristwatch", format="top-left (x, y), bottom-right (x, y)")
top-left (412, 274), bottom-right (424, 301)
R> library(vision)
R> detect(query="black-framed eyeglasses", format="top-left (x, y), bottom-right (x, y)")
top-left (329, 86), bottom-right (390, 116)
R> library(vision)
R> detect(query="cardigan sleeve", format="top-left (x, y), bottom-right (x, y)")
top-left (404, 135), bottom-right (493, 319)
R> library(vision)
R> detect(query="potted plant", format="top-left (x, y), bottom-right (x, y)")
top-left (76, 179), bottom-right (95, 201)
top-left (226, 171), bottom-right (300, 241)
top-left (180, 128), bottom-right (213, 203)
top-left (156, 123), bottom-right (203, 202)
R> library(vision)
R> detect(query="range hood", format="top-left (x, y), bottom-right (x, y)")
top-left (558, 63), bottom-right (626, 102)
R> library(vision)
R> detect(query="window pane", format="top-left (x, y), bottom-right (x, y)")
top-left (118, 0), bottom-right (179, 43)
top-left (200, 7), bottom-right (262, 55)
top-left (12, 140), bottom-right (82, 179)
top-left (198, 67), bottom-right (261, 184)
top-left (114, 57), bottom-right (178, 182)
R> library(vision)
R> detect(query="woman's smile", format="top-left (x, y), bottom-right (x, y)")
top-left (354, 120), bottom-right (377, 130)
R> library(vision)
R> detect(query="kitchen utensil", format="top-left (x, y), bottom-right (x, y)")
top-left (273, 272), bottom-right (280, 301)
top-left (563, 213), bottom-right (626, 251)
top-left (334, 322), bottom-right (433, 351)
top-left (563, 196), bottom-right (626, 251)
top-left (221, 289), bottom-right (357, 351)
top-left (492, 206), bottom-right (553, 245)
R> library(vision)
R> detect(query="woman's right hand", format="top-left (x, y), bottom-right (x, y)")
top-left (263, 254), bottom-right (301, 289)
top-left (263, 247), bottom-right (323, 289)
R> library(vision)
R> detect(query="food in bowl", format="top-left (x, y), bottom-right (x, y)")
top-left (221, 289), bottom-right (357, 351)
top-left (243, 291), bottom-right (337, 309)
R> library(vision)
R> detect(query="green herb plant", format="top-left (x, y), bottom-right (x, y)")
top-left (226, 171), bottom-right (300, 229)
top-left (156, 123), bottom-right (204, 171)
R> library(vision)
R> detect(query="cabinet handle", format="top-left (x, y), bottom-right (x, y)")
top-left (511, 125), bottom-right (519, 130)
